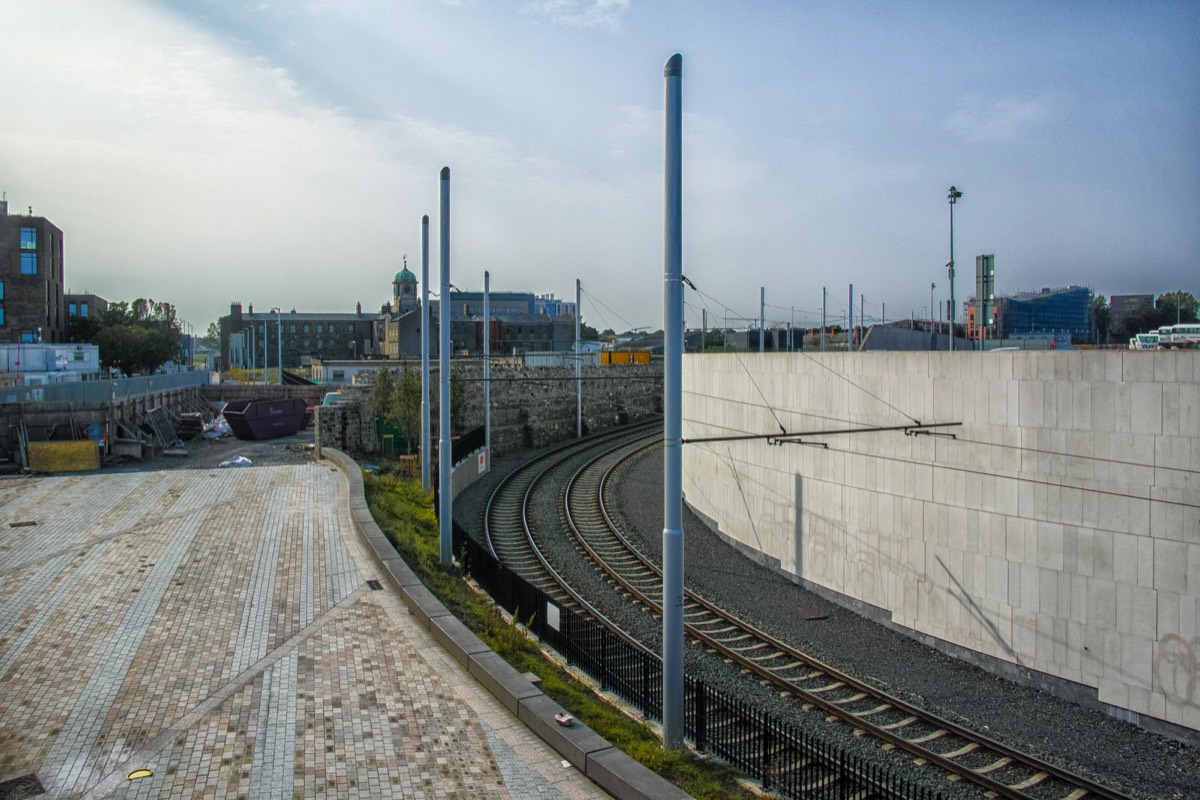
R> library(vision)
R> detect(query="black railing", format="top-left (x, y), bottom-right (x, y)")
top-left (451, 522), bottom-right (943, 800)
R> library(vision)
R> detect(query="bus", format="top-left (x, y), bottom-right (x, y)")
top-left (1129, 331), bottom-right (1160, 350)
top-left (1157, 324), bottom-right (1200, 349)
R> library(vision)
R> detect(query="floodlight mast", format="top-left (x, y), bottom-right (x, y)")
top-left (948, 185), bottom-right (962, 351)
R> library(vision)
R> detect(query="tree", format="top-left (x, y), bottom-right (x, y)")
top-left (90, 298), bottom-right (182, 376)
top-left (1114, 291), bottom-right (1199, 342)
top-left (395, 363), bottom-right (422, 454)
top-left (373, 365), bottom-right (397, 425)
top-left (202, 322), bottom-right (220, 349)
top-left (1090, 294), bottom-right (1112, 344)
top-left (580, 322), bottom-right (599, 341)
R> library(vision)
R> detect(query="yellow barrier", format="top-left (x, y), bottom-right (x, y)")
top-left (27, 441), bottom-right (101, 473)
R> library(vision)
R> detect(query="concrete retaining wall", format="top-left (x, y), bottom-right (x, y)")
top-left (681, 350), bottom-right (1200, 736)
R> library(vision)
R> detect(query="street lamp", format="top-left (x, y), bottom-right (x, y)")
top-left (947, 185), bottom-right (962, 351)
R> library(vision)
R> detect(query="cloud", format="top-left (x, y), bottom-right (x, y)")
top-left (524, 0), bottom-right (630, 33)
top-left (942, 94), bottom-right (1052, 142)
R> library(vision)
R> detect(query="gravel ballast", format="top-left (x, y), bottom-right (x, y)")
top-left (454, 437), bottom-right (1197, 800)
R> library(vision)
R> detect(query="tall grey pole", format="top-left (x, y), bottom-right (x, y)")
top-left (484, 270), bottom-right (491, 465)
top-left (882, 302), bottom-right (886, 327)
top-left (789, 307), bottom-right (794, 352)
top-left (662, 52), bottom-right (685, 750)
top-left (821, 287), bottom-right (826, 352)
top-left (576, 278), bottom-right (582, 438)
top-left (860, 294), bottom-right (865, 344)
top-left (701, 308), bottom-right (706, 353)
top-left (848, 284), bottom-right (854, 352)
top-left (948, 186), bottom-right (962, 351)
top-left (276, 310), bottom-right (282, 384)
top-left (930, 282), bottom-right (936, 350)
top-left (421, 215), bottom-right (431, 491)
top-left (759, 286), bottom-right (765, 353)
top-left (438, 168), bottom-right (452, 568)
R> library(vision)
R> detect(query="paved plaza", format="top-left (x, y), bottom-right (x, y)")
top-left (0, 461), bottom-right (609, 799)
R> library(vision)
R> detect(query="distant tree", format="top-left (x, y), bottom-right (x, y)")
top-left (64, 314), bottom-right (102, 343)
top-left (600, 328), bottom-right (616, 338)
top-left (395, 363), bottom-right (422, 454)
top-left (202, 322), bottom-right (220, 349)
top-left (702, 329), bottom-right (725, 348)
top-left (373, 365), bottom-right (397, 426)
top-left (1090, 294), bottom-right (1112, 344)
top-left (1114, 291), bottom-right (1198, 341)
top-left (94, 298), bottom-right (182, 376)
top-left (580, 322), bottom-right (599, 341)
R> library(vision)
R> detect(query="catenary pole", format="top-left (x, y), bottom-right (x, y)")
top-left (421, 215), bottom-right (431, 491)
top-left (821, 287), bottom-right (826, 352)
top-left (662, 52), bottom-right (685, 750)
top-left (848, 284), bottom-right (854, 351)
top-left (759, 286), bottom-right (765, 353)
top-left (576, 278), bottom-right (582, 438)
top-left (438, 168), bottom-right (452, 568)
top-left (484, 270), bottom-right (491, 466)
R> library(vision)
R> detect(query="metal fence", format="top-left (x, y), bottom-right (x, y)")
top-left (451, 523), bottom-right (943, 800)
top-left (1, 371), bottom-right (211, 405)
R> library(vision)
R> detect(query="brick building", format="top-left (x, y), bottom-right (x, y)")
top-left (0, 200), bottom-right (66, 344)
top-left (218, 302), bottom-right (377, 372)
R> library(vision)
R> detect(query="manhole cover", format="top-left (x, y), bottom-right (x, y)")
top-left (0, 773), bottom-right (45, 800)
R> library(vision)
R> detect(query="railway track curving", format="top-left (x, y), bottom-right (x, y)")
top-left (482, 426), bottom-right (1134, 800)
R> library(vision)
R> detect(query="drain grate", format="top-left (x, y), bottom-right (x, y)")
top-left (8, 521), bottom-right (37, 528)
top-left (366, 579), bottom-right (383, 591)
top-left (0, 773), bottom-right (45, 800)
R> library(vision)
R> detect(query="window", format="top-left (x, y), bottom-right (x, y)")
top-left (69, 302), bottom-right (77, 315)
top-left (303, 324), bottom-right (310, 333)
top-left (289, 324), bottom-right (296, 333)
top-left (317, 324), bottom-right (324, 333)
top-left (21, 252), bottom-right (37, 275)
top-left (332, 370), bottom-right (345, 380)
top-left (21, 330), bottom-right (37, 343)
top-left (0, 308), bottom-right (4, 326)
top-left (20, 227), bottom-right (36, 250)
top-left (0, 279), bottom-right (4, 299)
top-left (81, 303), bottom-right (89, 317)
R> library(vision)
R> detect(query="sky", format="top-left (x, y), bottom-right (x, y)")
top-left (3, 1), bottom-right (1197, 334)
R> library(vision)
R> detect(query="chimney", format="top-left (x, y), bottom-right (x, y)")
top-left (0, 199), bottom-right (7, 216)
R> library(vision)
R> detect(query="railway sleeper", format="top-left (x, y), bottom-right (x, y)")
top-left (851, 703), bottom-right (894, 717)
top-left (906, 728), bottom-right (949, 745)
top-left (877, 715), bottom-right (919, 731)
top-left (1007, 771), bottom-right (1050, 791)
top-left (803, 681), bottom-right (846, 695)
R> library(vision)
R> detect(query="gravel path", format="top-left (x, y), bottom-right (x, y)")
top-left (455, 437), bottom-right (1198, 800)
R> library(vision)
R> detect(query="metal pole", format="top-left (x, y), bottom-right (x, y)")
top-left (277, 310), bottom-right (282, 384)
top-left (882, 302), bottom-right (885, 327)
top-left (576, 278), bottom-right (582, 438)
top-left (701, 308), bottom-right (706, 353)
top-left (484, 270), bottom-right (491, 466)
top-left (860, 293), bottom-right (865, 346)
top-left (930, 282), bottom-right (936, 350)
top-left (821, 287), bottom-right (826, 352)
top-left (848, 284), bottom-right (853, 352)
top-left (421, 215), bottom-right (431, 491)
top-left (662, 52), bottom-right (684, 750)
top-left (790, 306), bottom-right (794, 352)
top-left (438, 167), bottom-right (452, 569)
top-left (948, 186), bottom-right (962, 351)
top-left (759, 286), bottom-right (765, 353)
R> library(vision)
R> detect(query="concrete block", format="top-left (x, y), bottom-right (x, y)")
top-left (1153, 539), bottom-right (1187, 594)
top-left (1121, 634), bottom-right (1153, 690)
top-left (586, 747), bottom-right (694, 800)
top-left (429, 613), bottom-right (494, 669)
top-left (1087, 577), bottom-right (1116, 629)
top-left (518, 694), bottom-right (614, 772)
top-left (467, 650), bottom-right (544, 715)
top-left (398, 582), bottom-right (453, 629)
top-left (380, 554), bottom-right (423, 589)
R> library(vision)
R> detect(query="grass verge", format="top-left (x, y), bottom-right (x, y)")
top-left (364, 470), bottom-right (757, 800)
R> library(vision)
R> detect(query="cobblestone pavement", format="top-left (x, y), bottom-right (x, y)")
top-left (0, 460), bottom-right (607, 799)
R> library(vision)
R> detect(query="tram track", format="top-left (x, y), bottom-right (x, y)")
top-left (482, 427), bottom-right (1135, 800)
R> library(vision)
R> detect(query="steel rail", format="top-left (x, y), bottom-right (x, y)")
top-left (560, 438), bottom-right (1133, 800)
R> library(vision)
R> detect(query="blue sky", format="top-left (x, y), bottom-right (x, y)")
top-left (3, 1), bottom-right (1197, 334)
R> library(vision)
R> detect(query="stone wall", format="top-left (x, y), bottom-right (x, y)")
top-left (681, 350), bottom-right (1200, 737)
